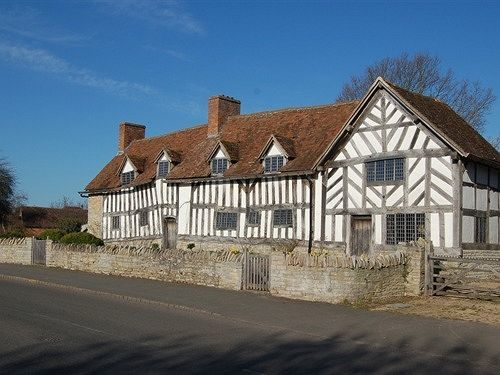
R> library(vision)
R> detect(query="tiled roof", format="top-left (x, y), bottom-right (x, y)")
top-left (386, 82), bottom-right (500, 167)
top-left (85, 101), bottom-right (359, 191)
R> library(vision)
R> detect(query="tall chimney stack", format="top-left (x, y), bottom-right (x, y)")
top-left (207, 95), bottom-right (240, 138)
top-left (118, 122), bottom-right (146, 153)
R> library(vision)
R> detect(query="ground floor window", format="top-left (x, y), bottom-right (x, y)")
top-left (111, 216), bottom-right (120, 230)
top-left (215, 211), bottom-right (238, 230)
top-left (475, 216), bottom-right (487, 243)
top-left (386, 213), bottom-right (425, 244)
top-left (247, 209), bottom-right (261, 226)
top-left (139, 211), bottom-right (149, 227)
top-left (273, 209), bottom-right (293, 227)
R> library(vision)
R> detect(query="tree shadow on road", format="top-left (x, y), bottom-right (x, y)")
top-left (0, 328), bottom-right (497, 374)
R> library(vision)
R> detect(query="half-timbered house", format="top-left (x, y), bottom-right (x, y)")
top-left (84, 78), bottom-right (500, 255)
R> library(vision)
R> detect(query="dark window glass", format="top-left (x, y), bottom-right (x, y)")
top-left (247, 209), bottom-right (261, 225)
top-left (211, 158), bottom-right (228, 175)
top-left (366, 158), bottom-right (404, 183)
top-left (158, 161), bottom-right (170, 177)
top-left (215, 212), bottom-right (238, 230)
top-left (475, 217), bottom-right (486, 243)
top-left (273, 209), bottom-right (293, 226)
top-left (386, 213), bottom-right (425, 244)
top-left (111, 216), bottom-right (120, 230)
top-left (121, 171), bottom-right (135, 185)
top-left (139, 211), bottom-right (149, 227)
top-left (264, 155), bottom-right (284, 173)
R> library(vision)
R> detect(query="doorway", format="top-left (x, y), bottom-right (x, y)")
top-left (163, 217), bottom-right (177, 249)
top-left (350, 215), bottom-right (372, 255)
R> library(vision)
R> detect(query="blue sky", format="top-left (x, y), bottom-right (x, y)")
top-left (0, 0), bottom-right (499, 206)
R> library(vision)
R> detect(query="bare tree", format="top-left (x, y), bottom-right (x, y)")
top-left (0, 158), bottom-right (18, 232)
top-left (489, 134), bottom-right (500, 151)
top-left (337, 52), bottom-right (496, 133)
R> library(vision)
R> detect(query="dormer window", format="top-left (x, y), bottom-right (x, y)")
top-left (157, 160), bottom-right (170, 177)
top-left (211, 158), bottom-right (228, 175)
top-left (264, 155), bottom-right (284, 173)
top-left (121, 171), bottom-right (135, 185)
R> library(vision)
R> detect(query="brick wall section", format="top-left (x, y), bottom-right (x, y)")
top-left (0, 238), bottom-right (33, 265)
top-left (46, 243), bottom-right (243, 290)
top-left (87, 195), bottom-right (104, 238)
top-left (269, 251), bottom-right (411, 304)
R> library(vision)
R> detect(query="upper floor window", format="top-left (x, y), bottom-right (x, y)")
top-left (366, 158), bottom-right (404, 183)
top-left (121, 171), bottom-right (135, 185)
top-left (264, 155), bottom-right (284, 173)
top-left (386, 213), bottom-right (425, 245)
top-left (157, 161), bottom-right (170, 177)
top-left (215, 211), bottom-right (238, 230)
top-left (273, 209), bottom-right (293, 227)
top-left (211, 158), bottom-right (228, 175)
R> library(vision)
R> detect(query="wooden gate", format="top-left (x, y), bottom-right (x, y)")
top-left (243, 252), bottom-right (270, 291)
top-left (351, 216), bottom-right (371, 255)
top-left (32, 239), bottom-right (46, 266)
top-left (426, 255), bottom-right (500, 301)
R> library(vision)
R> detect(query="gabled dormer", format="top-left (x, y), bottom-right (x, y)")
top-left (258, 135), bottom-right (295, 173)
top-left (118, 155), bottom-right (143, 186)
top-left (207, 141), bottom-right (238, 176)
top-left (154, 148), bottom-right (181, 178)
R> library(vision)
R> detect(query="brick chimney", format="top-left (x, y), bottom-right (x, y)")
top-left (118, 122), bottom-right (146, 153)
top-left (208, 95), bottom-right (240, 138)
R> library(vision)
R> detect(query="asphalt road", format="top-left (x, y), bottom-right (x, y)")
top-left (0, 264), bottom-right (498, 374)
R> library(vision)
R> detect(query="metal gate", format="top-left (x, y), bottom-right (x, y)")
top-left (243, 252), bottom-right (270, 291)
top-left (32, 239), bottom-right (46, 266)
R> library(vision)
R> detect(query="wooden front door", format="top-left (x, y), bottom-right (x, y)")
top-left (163, 217), bottom-right (177, 249)
top-left (351, 216), bottom-right (372, 255)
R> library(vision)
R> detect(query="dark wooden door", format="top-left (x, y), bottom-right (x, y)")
top-left (351, 216), bottom-right (372, 255)
top-left (163, 217), bottom-right (177, 249)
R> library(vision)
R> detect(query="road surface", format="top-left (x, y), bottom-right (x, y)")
top-left (0, 263), bottom-right (498, 374)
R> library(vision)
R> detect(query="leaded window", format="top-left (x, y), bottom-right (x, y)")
top-left (475, 217), bottom-right (487, 243)
top-left (111, 216), bottom-right (120, 230)
top-left (140, 211), bottom-right (149, 227)
top-left (247, 209), bottom-right (261, 226)
top-left (273, 209), bottom-right (293, 227)
top-left (366, 158), bottom-right (404, 183)
top-left (215, 212), bottom-right (238, 230)
top-left (121, 171), bottom-right (135, 185)
top-left (264, 155), bottom-right (284, 173)
top-left (386, 213), bottom-right (425, 244)
top-left (157, 161), bottom-right (170, 177)
top-left (211, 158), bottom-right (228, 175)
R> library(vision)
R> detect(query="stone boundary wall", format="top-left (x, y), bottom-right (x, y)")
top-left (269, 247), bottom-right (423, 304)
top-left (46, 243), bottom-right (243, 290)
top-left (0, 238), bottom-right (33, 265)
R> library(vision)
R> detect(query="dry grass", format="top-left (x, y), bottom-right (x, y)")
top-left (371, 296), bottom-right (500, 325)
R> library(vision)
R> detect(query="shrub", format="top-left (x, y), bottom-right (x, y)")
top-left (187, 243), bottom-right (195, 250)
top-left (150, 243), bottom-right (160, 251)
top-left (38, 229), bottom-right (66, 242)
top-left (57, 218), bottom-right (82, 233)
top-left (59, 232), bottom-right (104, 246)
top-left (0, 229), bottom-right (25, 238)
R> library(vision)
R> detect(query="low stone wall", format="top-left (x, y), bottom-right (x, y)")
top-left (46, 243), bottom-right (243, 290)
top-left (0, 238), bottom-right (33, 265)
top-left (269, 250), bottom-right (415, 304)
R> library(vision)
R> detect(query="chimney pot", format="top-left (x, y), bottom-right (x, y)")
top-left (118, 122), bottom-right (146, 153)
top-left (208, 95), bottom-right (240, 138)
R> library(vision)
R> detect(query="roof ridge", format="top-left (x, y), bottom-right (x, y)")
top-left (127, 123), bottom-right (207, 146)
top-left (229, 100), bottom-right (359, 119)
